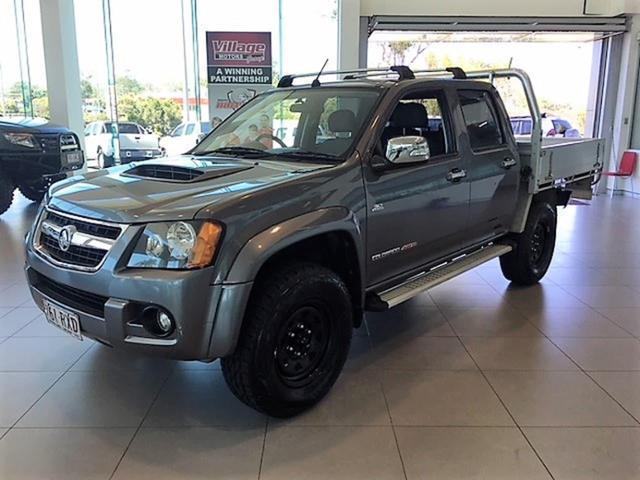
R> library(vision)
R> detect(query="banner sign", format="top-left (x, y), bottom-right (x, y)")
top-left (206, 31), bottom-right (273, 120)
top-left (206, 31), bottom-right (272, 85)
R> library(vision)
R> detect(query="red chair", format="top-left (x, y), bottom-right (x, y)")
top-left (602, 150), bottom-right (637, 195)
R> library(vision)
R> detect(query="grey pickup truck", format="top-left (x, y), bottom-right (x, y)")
top-left (25, 66), bottom-right (603, 417)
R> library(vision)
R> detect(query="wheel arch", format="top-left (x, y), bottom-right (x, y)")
top-left (209, 208), bottom-right (365, 358)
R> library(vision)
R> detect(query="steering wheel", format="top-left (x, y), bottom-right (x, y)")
top-left (256, 133), bottom-right (287, 148)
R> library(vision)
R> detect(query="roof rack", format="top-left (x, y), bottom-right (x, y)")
top-left (276, 65), bottom-right (471, 87)
top-left (277, 66), bottom-right (413, 88)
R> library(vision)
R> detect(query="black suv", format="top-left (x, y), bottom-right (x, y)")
top-left (0, 118), bottom-right (84, 215)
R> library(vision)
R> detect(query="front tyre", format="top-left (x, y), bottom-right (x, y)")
top-left (500, 202), bottom-right (557, 285)
top-left (0, 169), bottom-right (14, 215)
top-left (221, 262), bottom-right (353, 418)
top-left (18, 182), bottom-right (47, 203)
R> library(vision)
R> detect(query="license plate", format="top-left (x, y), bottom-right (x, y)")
top-left (64, 151), bottom-right (83, 165)
top-left (42, 299), bottom-right (83, 340)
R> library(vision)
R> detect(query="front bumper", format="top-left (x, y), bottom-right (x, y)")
top-left (119, 149), bottom-right (162, 164)
top-left (24, 223), bottom-right (252, 361)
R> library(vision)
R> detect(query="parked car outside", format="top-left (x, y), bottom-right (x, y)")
top-left (84, 121), bottom-right (162, 168)
top-left (0, 117), bottom-right (84, 215)
top-left (160, 121), bottom-right (213, 157)
top-left (510, 114), bottom-right (581, 138)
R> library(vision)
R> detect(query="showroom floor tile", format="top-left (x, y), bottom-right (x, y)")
top-left (395, 427), bottom-right (551, 479)
top-left (261, 426), bottom-right (405, 480)
top-left (112, 427), bottom-right (265, 480)
top-left (524, 427), bottom-right (640, 480)
top-left (2, 194), bottom-right (640, 479)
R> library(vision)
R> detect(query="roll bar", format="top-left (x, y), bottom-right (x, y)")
top-left (465, 68), bottom-right (542, 165)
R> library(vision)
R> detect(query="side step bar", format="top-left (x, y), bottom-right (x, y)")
top-left (372, 244), bottom-right (512, 309)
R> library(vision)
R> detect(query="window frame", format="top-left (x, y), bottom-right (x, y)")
top-left (372, 85), bottom-right (459, 168)
top-left (457, 88), bottom-right (507, 153)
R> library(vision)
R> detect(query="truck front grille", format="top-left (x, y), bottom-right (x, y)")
top-left (59, 134), bottom-right (79, 151)
top-left (34, 208), bottom-right (125, 271)
top-left (46, 210), bottom-right (121, 239)
top-left (40, 232), bottom-right (107, 268)
top-left (36, 134), bottom-right (60, 152)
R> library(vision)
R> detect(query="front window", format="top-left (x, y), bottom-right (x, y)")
top-left (193, 87), bottom-right (381, 161)
top-left (104, 122), bottom-right (140, 135)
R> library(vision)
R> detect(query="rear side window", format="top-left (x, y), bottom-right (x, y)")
top-left (459, 90), bottom-right (504, 150)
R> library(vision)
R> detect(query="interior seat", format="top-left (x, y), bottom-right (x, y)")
top-left (316, 110), bottom-right (356, 156)
top-left (381, 102), bottom-right (446, 157)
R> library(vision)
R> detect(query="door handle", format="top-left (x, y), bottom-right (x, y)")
top-left (446, 168), bottom-right (467, 182)
top-left (501, 158), bottom-right (517, 169)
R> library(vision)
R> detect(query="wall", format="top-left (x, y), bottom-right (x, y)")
top-left (359, 0), bottom-right (625, 17)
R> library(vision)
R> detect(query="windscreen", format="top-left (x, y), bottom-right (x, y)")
top-left (193, 87), bottom-right (381, 160)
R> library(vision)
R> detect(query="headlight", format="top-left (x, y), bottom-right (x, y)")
top-left (127, 221), bottom-right (222, 269)
top-left (3, 133), bottom-right (37, 148)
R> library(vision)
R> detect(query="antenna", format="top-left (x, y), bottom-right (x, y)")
top-left (311, 59), bottom-right (329, 87)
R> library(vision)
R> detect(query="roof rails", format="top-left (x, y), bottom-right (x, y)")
top-left (276, 65), bottom-right (470, 88)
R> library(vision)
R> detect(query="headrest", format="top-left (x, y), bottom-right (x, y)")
top-left (328, 110), bottom-right (356, 133)
top-left (390, 102), bottom-right (428, 128)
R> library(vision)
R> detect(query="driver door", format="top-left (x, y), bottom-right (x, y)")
top-left (364, 87), bottom-right (470, 286)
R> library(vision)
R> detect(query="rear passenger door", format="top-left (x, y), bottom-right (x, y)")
top-left (457, 88), bottom-right (519, 243)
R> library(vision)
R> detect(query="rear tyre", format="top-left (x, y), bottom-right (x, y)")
top-left (97, 149), bottom-right (114, 169)
top-left (0, 169), bottom-right (15, 215)
top-left (221, 262), bottom-right (353, 418)
top-left (499, 202), bottom-right (557, 285)
top-left (18, 181), bottom-right (47, 203)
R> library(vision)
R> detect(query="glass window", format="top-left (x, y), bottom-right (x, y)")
top-left (381, 91), bottom-right (451, 157)
top-left (105, 122), bottom-right (139, 134)
top-left (197, 0), bottom-right (279, 123)
top-left (74, 0), bottom-right (111, 125)
top-left (185, 123), bottom-right (195, 135)
top-left (172, 124), bottom-right (185, 137)
top-left (459, 90), bottom-right (504, 150)
top-left (510, 118), bottom-right (533, 136)
top-left (110, 0), bottom-right (184, 136)
top-left (200, 122), bottom-right (212, 134)
top-left (279, 0), bottom-right (337, 74)
top-left (193, 87), bottom-right (380, 159)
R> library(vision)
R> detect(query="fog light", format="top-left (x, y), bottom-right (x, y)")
top-left (141, 307), bottom-right (175, 337)
top-left (157, 312), bottom-right (173, 334)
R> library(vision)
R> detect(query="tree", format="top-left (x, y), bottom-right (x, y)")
top-left (116, 75), bottom-right (145, 97)
top-left (380, 39), bottom-right (428, 66)
top-left (81, 79), bottom-right (96, 100)
top-left (118, 95), bottom-right (181, 136)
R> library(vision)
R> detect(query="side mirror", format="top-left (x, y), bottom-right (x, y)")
top-left (385, 136), bottom-right (430, 165)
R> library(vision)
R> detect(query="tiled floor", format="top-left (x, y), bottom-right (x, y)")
top-left (1, 193), bottom-right (640, 479)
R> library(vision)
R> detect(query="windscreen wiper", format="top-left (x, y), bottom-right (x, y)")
top-left (272, 150), bottom-right (340, 163)
top-left (193, 146), bottom-right (269, 157)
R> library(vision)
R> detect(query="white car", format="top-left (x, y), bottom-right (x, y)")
top-left (510, 115), bottom-right (582, 138)
top-left (160, 121), bottom-right (213, 157)
top-left (84, 121), bottom-right (162, 168)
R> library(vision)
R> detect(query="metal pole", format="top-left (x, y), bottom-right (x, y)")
top-left (102, 0), bottom-right (120, 164)
top-left (13, 0), bottom-right (33, 117)
top-left (278, 0), bottom-right (283, 79)
top-left (180, 0), bottom-right (190, 122)
top-left (190, 0), bottom-right (201, 121)
top-left (0, 65), bottom-right (6, 116)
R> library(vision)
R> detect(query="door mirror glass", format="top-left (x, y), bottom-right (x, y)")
top-left (386, 136), bottom-right (430, 164)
